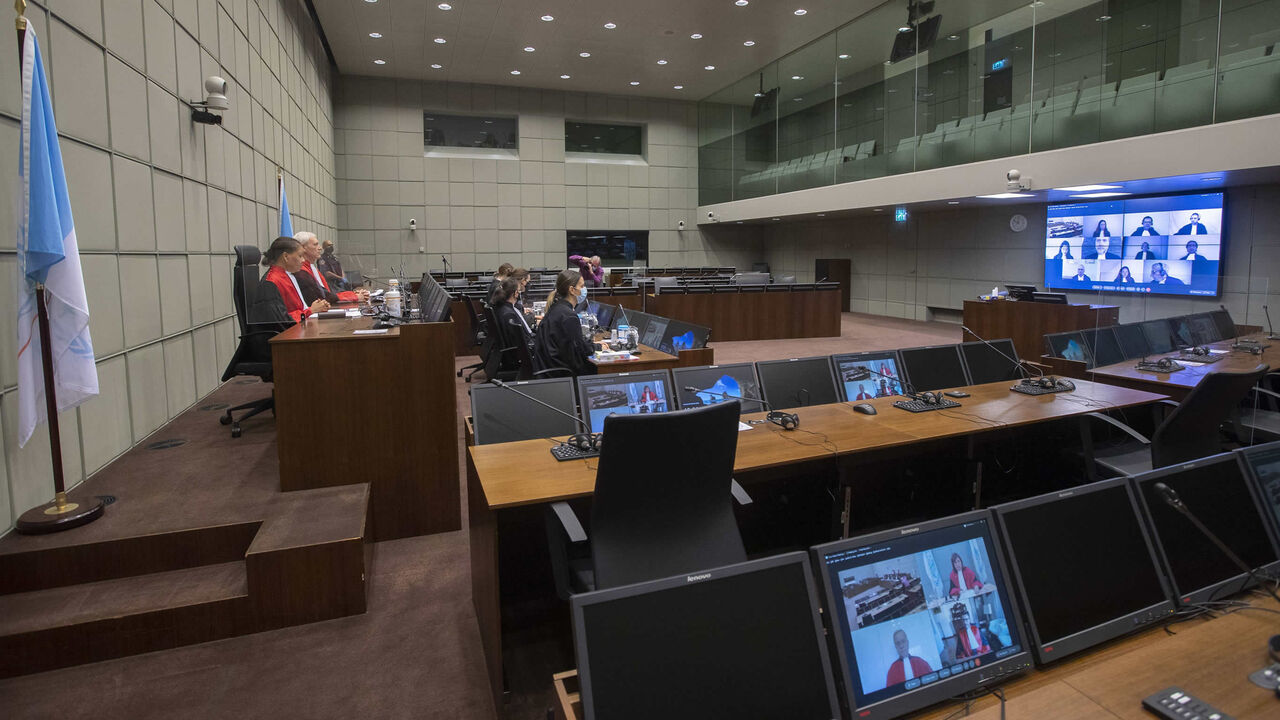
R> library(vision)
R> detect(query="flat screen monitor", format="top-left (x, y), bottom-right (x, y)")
top-left (419, 272), bottom-right (452, 323)
top-left (833, 351), bottom-right (906, 401)
top-left (812, 511), bottom-right (1030, 719)
top-left (1169, 316), bottom-right (1195, 348)
top-left (1236, 442), bottom-right (1280, 549)
top-left (567, 230), bottom-right (649, 266)
top-left (899, 345), bottom-right (970, 391)
top-left (992, 479), bottom-right (1174, 663)
top-left (576, 370), bottom-right (674, 434)
top-left (1140, 319), bottom-right (1176, 354)
top-left (1080, 327), bottom-right (1124, 368)
top-left (1043, 192), bottom-right (1225, 298)
top-left (656, 319), bottom-right (710, 354)
top-left (470, 378), bottom-right (580, 445)
top-left (889, 14), bottom-right (942, 64)
top-left (1004, 284), bottom-right (1036, 301)
top-left (571, 552), bottom-right (840, 720)
top-left (594, 303), bottom-right (615, 330)
top-left (673, 363), bottom-right (766, 414)
top-left (959, 339), bottom-right (1022, 384)
top-left (1186, 313), bottom-right (1220, 344)
top-left (1211, 309), bottom-right (1236, 339)
top-left (1112, 323), bottom-right (1151, 359)
top-left (1131, 452), bottom-right (1280, 605)
top-left (756, 357), bottom-right (840, 410)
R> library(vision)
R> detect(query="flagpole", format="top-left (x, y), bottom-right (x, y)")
top-left (14, 0), bottom-right (103, 533)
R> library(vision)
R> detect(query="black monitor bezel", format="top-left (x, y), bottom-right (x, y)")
top-left (1080, 327), bottom-right (1124, 369)
top-left (570, 551), bottom-right (841, 720)
top-left (810, 510), bottom-right (1032, 720)
top-left (1043, 331), bottom-right (1094, 367)
top-left (575, 369), bottom-right (675, 434)
top-left (958, 339), bottom-right (1023, 384)
top-left (672, 363), bottom-right (766, 414)
top-left (1210, 309), bottom-right (1236, 340)
top-left (1184, 312), bottom-right (1220, 345)
top-left (1139, 319), bottom-right (1177, 355)
top-left (898, 344), bottom-right (972, 392)
top-left (832, 350), bottom-right (908, 401)
top-left (991, 478), bottom-right (1175, 664)
top-left (470, 377), bottom-right (580, 445)
top-left (1112, 323), bottom-right (1151, 360)
top-left (1130, 452), bottom-right (1280, 606)
top-left (1235, 441), bottom-right (1280, 558)
top-left (754, 356), bottom-right (840, 409)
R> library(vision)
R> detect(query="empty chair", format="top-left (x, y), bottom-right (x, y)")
top-left (219, 246), bottom-right (277, 438)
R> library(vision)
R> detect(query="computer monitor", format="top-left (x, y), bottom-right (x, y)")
top-left (992, 479), bottom-right (1174, 663)
top-left (1186, 313), bottom-right (1220, 345)
top-left (899, 345), bottom-right (970, 391)
top-left (595, 303), bottom-right (616, 330)
top-left (1139, 319), bottom-right (1176, 354)
top-left (958, 339), bottom-right (1022, 384)
top-left (1131, 452), bottom-right (1280, 605)
top-left (673, 363), bottom-right (766, 414)
top-left (1004, 284), bottom-right (1037, 301)
top-left (1210, 309), bottom-right (1236, 340)
top-left (1080, 327), bottom-right (1124, 368)
top-left (1168, 316), bottom-right (1195, 349)
top-left (637, 314), bottom-right (669, 348)
top-left (1236, 441), bottom-right (1280, 548)
top-left (1043, 332), bottom-right (1091, 366)
top-left (576, 370), bottom-right (674, 433)
top-left (755, 357), bottom-right (840, 410)
top-left (832, 351), bottom-right (906, 401)
top-left (470, 377), bottom-right (580, 445)
top-left (656, 319), bottom-right (710, 354)
top-left (1112, 323), bottom-right (1151, 360)
top-left (571, 553), bottom-right (840, 720)
top-left (811, 511), bottom-right (1030, 719)
top-left (419, 272), bottom-right (453, 323)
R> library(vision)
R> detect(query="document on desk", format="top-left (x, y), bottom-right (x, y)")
top-left (353, 329), bottom-right (389, 335)
top-left (738, 422), bottom-right (753, 432)
top-left (345, 308), bottom-right (362, 318)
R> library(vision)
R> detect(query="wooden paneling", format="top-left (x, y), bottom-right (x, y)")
top-left (271, 319), bottom-right (461, 541)
top-left (963, 300), bottom-right (1119, 362)
top-left (647, 288), bottom-right (841, 341)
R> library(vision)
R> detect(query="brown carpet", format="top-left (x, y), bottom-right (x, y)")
top-left (0, 313), bottom-right (957, 719)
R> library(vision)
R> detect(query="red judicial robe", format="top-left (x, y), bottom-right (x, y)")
top-left (263, 265), bottom-right (311, 324)
top-left (886, 656), bottom-right (933, 685)
top-left (301, 260), bottom-right (358, 303)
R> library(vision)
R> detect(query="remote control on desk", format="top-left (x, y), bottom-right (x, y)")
top-left (1141, 686), bottom-right (1233, 720)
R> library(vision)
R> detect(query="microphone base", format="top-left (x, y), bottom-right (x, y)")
top-left (1247, 663), bottom-right (1280, 690)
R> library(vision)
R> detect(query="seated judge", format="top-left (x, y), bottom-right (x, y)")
top-left (1133, 240), bottom-right (1156, 259)
top-left (1149, 262), bottom-right (1185, 287)
top-left (948, 553), bottom-right (984, 597)
top-left (1114, 266), bottom-right (1136, 284)
top-left (317, 238), bottom-right (350, 289)
top-left (1084, 235), bottom-right (1118, 259)
top-left (1130, 216), bottom-right (1160, 236)
top-left (1091, 219), bottom-right (1111, 237)
top-left (491, 277), bottom-right (533, 350)
top-left (885, 629), bottom-right (933, 686)
top-left (1175, 212), bottom-right (1208, 235)
top-left (854, 383), bottom-right (874, 401)
top-left (255, 236), bottom-right (330, 324)
top-left (531, 269), bottom-right (597, 377)
top-left (1071, 265), bottom-right (1091, 282)
top-left (1053, 240), bottom-right (1073, 260)
top-left (950, 603), bottom-right (991, 659)
top-left (1180, 240), bottom-right (1206, 261)
top-left (293, 232), bottom-right (365, 305)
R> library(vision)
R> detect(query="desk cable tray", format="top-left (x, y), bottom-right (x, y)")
top-left (1010, 383), bottom-right (1073, 396)
top-left (893, 398), bottom-right (961, 413)
top-left (550, 444), bottom-right (600, 461)
top-left (1177, 352), bottom-right (1225, 364)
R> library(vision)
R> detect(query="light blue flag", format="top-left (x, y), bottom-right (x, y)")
top-left (16, 28), bottom-right (97, 447)
top-left (279, 177), bottom-right (294, 238)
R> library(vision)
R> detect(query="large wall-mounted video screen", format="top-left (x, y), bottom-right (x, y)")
top-left (1043, 192), bottom-right (1224, 297)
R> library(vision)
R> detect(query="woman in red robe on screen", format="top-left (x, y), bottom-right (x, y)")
top-left (257, 236), bottom-right (329, 324)
top-left (947, 552), bottom-right (984, 597)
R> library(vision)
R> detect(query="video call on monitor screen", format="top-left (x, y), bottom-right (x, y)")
top-left (578, 374), bottom-right (671, 433)
top-left (1043, 192), bottom-right (1224, 297)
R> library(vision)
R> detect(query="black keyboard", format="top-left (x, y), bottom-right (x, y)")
top-left (550, 444), bottom-right (600, 461)
top-left (893, 398), bottom-right (961, 413)
top-left (1010, 383), bottom-right (1073, 396)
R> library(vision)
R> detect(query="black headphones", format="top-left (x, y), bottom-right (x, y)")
top-left (1184, 345), bottom-right (1211, 356)
top-left (766, 410), bottom-right (800, 430)
top-left (916, 391), bottom-right (943, 405)
top-left (564, 432), bottom-right (601, 452)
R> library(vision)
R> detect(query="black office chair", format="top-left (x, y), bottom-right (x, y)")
top-left (457, 298), bottom-right (490, 383)
top-left (219, 246), bottom-right (278, 438)
top-left (480, 303), bottom-right (522, 382)
top-left (1238, 372), bottom-right (1280, 442)
top-left (545, 401), bottom-right (752, 596)
top-left (1084, 363), bottom-right (1269, 476)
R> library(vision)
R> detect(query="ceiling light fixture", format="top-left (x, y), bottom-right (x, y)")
top-left (674, 85), bottom-right (684, 89)
top-left (704, 65), bottom-right (715, 70)
top-left (430, 64), bottom-right (442, 69)
top-left (976, 192), bottom-right (1035, 199)
top-left (579, 51), bottom-right (591, 57)
top-left (373, 59), bottom-right (386, 64)
top-left (1056, 184), bottom-right (1121, 192)
top-left (1096, 14), bottom-right (1111, 21)
top-left (510, 70), bottom-right (521, 75)
top-left (1069, 192), bottom-right (1131, 198)
top-left (838, 54), bottom-right (849, 59)
top-left (560, 74), bottom-right (571, 79)
top-left (630, 81), bottom-right (640, 85)
top-left (657, 59), bottom-right (668, 64)
top-left (735, 0), bottom-right (749, 5)
top-left (898, 25), bottom-right (912, 33)
top-left (434, 37), bottom-right (447, 43)
top-left (817, 213), bottom-right (825, 217)
top-left (743, 40), bottom-right (755, 46)
top-left (524, 46), bottom-right (535, 52)
top-left (364, 0), bottom-right (377, 3)
top-left (947, 201), bottom-right (960, 204)
top-left (368, 32), bottom-right (382, 38)
top-left (794, 8), bottom-right (807, 15)
top-left (791, 75), bottom-right (803, 80)
top-left (541, 14), bottom-right (554, 21)
top-left (690, 33), bottom-right (703, 39)
top-left (604, 22), bottom-right (617, 29)
top-left (437, 2), bottom-right (451, 8)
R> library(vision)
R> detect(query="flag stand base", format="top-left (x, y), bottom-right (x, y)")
top-left (15, 491), bottom-right (104, 534)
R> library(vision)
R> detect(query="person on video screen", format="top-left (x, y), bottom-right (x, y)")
top-left (1053, 240), bottom-right (1073, 260)
top-left (1114, 266), bottom-right (1136, 284)
top-left (639, 384), bottom-right (659, 403)
top-left (885, 629), bottom-right (934, 685)
top-left (1071, 265), bottom-right (1091, 282)
top-left (854, 383), bottom-right (874, 401)
top-left (1131, 216), bottom-right (1160, 236)
top-left (948, 553), bottom-right (984, 597)
top-left (1175, 212), bottom-right (1208, 235)
top-left (1180, 240), bottom-right (1206, 261)
top-left (1133, 240), bottom-right (1156, 260)
top-left (1149, 262), bottom-right (1185, 287)
top-left (1084, 236), bottom-right (1118, 260)
top-left (951, 603), bottom-right (991, 659)
top-left (1091, 220), bottom-right (1111, 237)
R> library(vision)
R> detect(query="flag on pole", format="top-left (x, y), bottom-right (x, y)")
top-left (16, 28), bottom-right (97, 448)
top-left (279, 175), bottom-right (294, 238)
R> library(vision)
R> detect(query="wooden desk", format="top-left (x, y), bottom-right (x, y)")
top-left (589, 343), bottom-right (679, 375)
top-left (646, 287), bottom-right (841, 341)
top-left (1089, 338), bottom-right (1276, 401)
top-left (963, 300), bottom-right (1119, 363)
top-left (468, 380), bottom-right (1166, 709)
top-left (270, 317), bottom-right (460, 541)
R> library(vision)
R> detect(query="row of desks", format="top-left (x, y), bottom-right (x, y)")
top-left (1087, 336), bottom-right (1277, 401)
top-left (468, 379), bottom-right (1167, 711)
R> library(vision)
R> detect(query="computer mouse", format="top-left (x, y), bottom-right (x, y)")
top-left (853, 403), bottom-right (877, 415)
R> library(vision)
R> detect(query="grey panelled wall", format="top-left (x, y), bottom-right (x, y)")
top-left (332, 77), bottom-right (762, 276)
top-left (756, 184), bottom-right (1280, 326)
top-left (0, 0), bottom-right (335, 534)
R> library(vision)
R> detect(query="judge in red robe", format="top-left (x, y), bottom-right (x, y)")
top-left (885, 629), bottom-right (933, 686)
top-left (256, 236), bottom-right (329, 324)
top-left (948, 553), bottom-right (984, 597)
top-left (294, 231), bottom-right (363, 304)
top-left (951, 603), bottom-right (991, 658)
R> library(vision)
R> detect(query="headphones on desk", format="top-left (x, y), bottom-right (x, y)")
top-left (766, 410), bottom-right (800, 430)
top-left (914, 391), bottom-right (944, 405)
top-left (1183, 345), bottom-right (1211, 356)
top-left (563, 432), bottom-right (601, 452)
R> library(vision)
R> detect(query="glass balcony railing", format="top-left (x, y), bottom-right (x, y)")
top-left (698, 0), bottom-right (1280, 205)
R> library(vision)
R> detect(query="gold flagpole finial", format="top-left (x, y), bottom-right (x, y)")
top-left (16, 0), bottom-right (27, 30)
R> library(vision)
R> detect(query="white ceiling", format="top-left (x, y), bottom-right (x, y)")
top-left (310, 0), bottom-right (885, 100)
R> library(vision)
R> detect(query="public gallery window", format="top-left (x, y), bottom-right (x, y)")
top-left (565, 121), bottom-right (644, 155)
top-left (423, 113), bottom-right (518, 150)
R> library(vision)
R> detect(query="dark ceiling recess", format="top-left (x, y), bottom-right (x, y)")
top-left (303, 0), bottom-right (338, 69)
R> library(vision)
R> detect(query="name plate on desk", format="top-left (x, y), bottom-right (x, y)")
top-left (353, 329), bottom-right (389, 335)
top-left (593, 351), bottom-right (634, 362)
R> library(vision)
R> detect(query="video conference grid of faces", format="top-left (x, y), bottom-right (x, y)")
top-left (582, 378), bottom-right (670, 433)
top-left (1043, 193), bottom-right (1224, 297)
top-left (822, 522), bottom-right (1020, 709)
top-left (837, 354), bottom-right (905, 401)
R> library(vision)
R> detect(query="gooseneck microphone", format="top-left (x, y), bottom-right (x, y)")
top-left (489, 379), bottom-right (602, 458)
top-left (686, 386), bottom-right (798, 430)
top-left (1265, 304), bottom-right (1278, 340)
top-left (960, 325), bottom-right (1039, 379)
top-left (1154, 481), bottom-right (1280, 606)
top-left (441, 254), bottom-right (452, 273)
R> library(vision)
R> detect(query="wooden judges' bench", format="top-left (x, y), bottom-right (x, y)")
top-left (647, 284), bottom-right (842, 341)
top-left (963, 299), bottom-right (1119, 362)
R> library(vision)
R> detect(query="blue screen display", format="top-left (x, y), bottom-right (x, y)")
top-left (579, 376), bottom-right (672, 433)
top-left (1043, 193), bottom-right (1224, 297)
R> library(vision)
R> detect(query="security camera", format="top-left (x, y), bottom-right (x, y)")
top-left (1006, 168), bottom-right (1031, 191)
top-left (1006, 169), bottom-right (1020, 182)
top-left (707, 211), bottom-right (715, 220)
top-left (191, 76), bottom-right (228, 125)
top-left (677, 220), bottom-right (686, 230)
top-left (409, 218), bottom-right (417, 231)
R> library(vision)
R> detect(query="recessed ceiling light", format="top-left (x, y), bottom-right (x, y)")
top-left (1056, 184), bottom-right (1122, 192)
top-left (874, 208), bottom-right (883, 212)
top-left (560, 74), bottom-right (571, 79)
top-left (817, 213), bottom-right (825, 217)
top-left (579, 51), bottom-right (591, 57)
top-left (1096, 15), bottom-right (1111, 21)
top-left (704, 65), bottom-right (715, 70)
top-left (524, 46), bottom-right (535, 52)
top-left (838, 54), bottom-right (849, 59)
top-left (976, 192), bottom-right (1035, 199)
top-left (434, 37), bottom-right (447, 43)
top-left (1030, 1), bottom-right (1045, 6)
top-left (541, 14), bottom-right (554, 21)
top-left (673, 85), bottom-right (684, 89)
top-left (792, 97), bottom-right (803, 102)
top-left (690, 33), bottom-right (703, 39)
top-left (1070, 192), bottom-right (1132, 198)
top-left (430, 64), bottom-right (442, 69)
top-left (510, 70), bottom-right (521, 75)
top-left (373, 59), bottom-right (386, 64)
top-left (743, 40), bottom-right (755, 46)
top-left (657, 59), bottom-right (668, 65)
top-left (368, 32), bottom-right (382, 38)
top-left (791, 75), bottom-right (803, 80)
top-left (735, 0), bottom-right (749, 5)
top-left (898, 25), bottom-right (912, 33)
top-left (772, 217), bottom-right (781, 221)
top-left (437, 2), bottom-right (451, 8)
top-left (947, 201), bottom-right (960, 204)
top-left (1137, 23), bottom-right (1151, 30)
top-left (794, 9), bottom-right (807, 15)
top-left (630, 81), bottom-right (640, 85)
top-left (363, 0), bottom-right (377, 3)
top-left (604, 22), bottom-right (616, 29)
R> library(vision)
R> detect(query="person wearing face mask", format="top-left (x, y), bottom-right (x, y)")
top-left (254, 236), bottom-right (330, 325)
top-left (293, 231), bottom-right (366, 304)
top-left (532, 268), bottom-right (597, 376)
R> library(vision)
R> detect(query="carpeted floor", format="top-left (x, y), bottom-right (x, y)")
top-left (0, 313), bottom-right (958, 719)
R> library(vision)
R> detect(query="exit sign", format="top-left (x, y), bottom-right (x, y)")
top-left (895, 207), bottom-right (908, 222)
